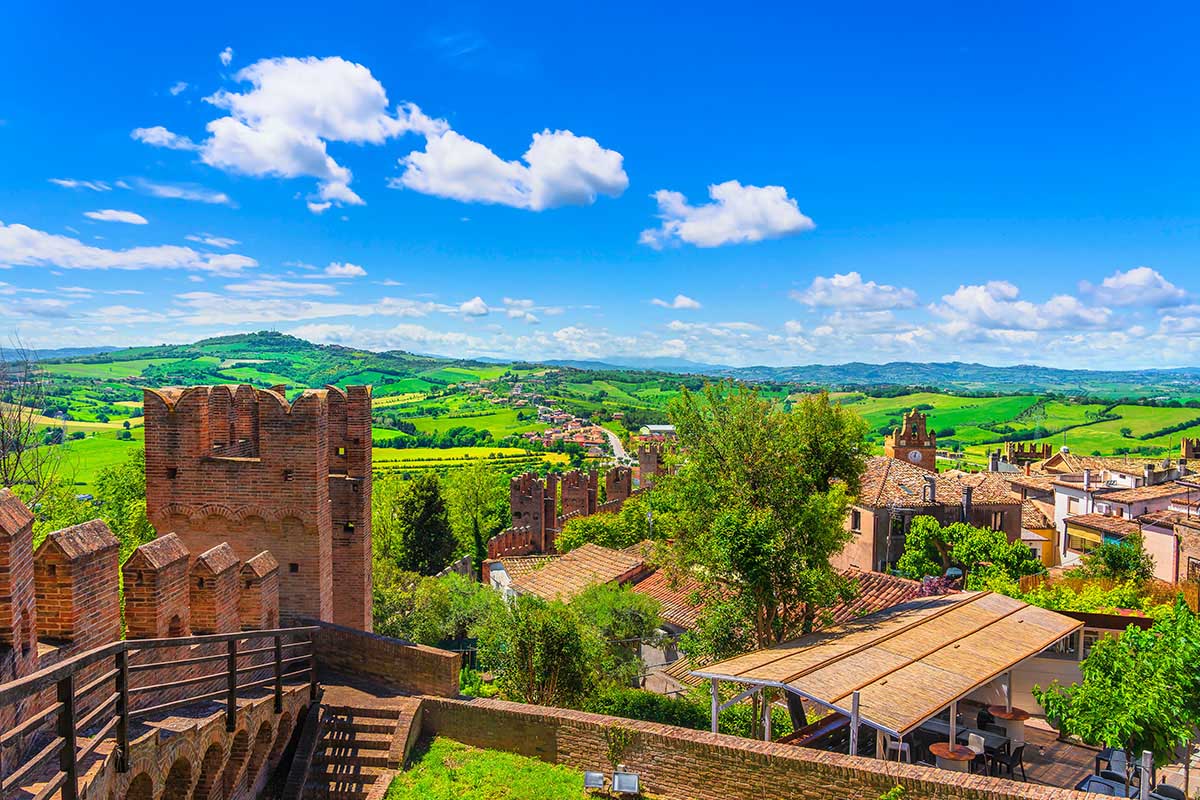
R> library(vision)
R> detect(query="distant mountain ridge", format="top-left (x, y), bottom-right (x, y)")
top-left (28, 331), bottom-right (1200, 396)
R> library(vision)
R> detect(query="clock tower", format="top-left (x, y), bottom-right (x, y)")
top-left (884, 409), bottom-right (937, 472)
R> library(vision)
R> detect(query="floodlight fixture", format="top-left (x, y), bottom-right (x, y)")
top-left (612, 771), bottom-right (640, 795)
top-left (583, 771), bottom-right (606, 789)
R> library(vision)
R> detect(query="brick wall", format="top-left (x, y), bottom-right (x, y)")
top-left (33, 519), bottom-right (120, 649)
top-left (239, 551), bottom-right (280, 631)
top-left (637, 444), bottom-right (665, 487)
top-left (308, 620), bottom-right (460, 697)
top-left (0, 489), bottom-right (38, 738)
top-left (144, 384), bottom-right (374, 629)
top-left (605, 466), bottom-right (632, 504)
top-left (190, 543), bottom-right (241, 634)
top-left (561, 470), bottom-right (597, 517)
top-left (124, 533), bottom-right (192, 639)
top-left (419, 696), bottom-right (1089, 800)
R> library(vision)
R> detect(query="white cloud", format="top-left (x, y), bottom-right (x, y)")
top-left (169, 81), bottom-right (189, 96)
top-left (394, 128), bottom-right (628, 210)
top-left (458, 296), bottom-right (489, 316)
top-left (220, 47), bottom-right (234, 67)
top-left (0, 221), bottom-right (257, 274)
top-left (290, 322), bottom-right (486, 354)
top-left (171, 292), bottom-right (445, 325)
top-left (49, 178), bottom-right (111, 192)
top-left (224, 279), bottom-right (338, 297)
top-left (192, 56), bottom-right (443, 212)
top-left (131, 126), bottom-right (199, 151)
top-left (84, 209), bottom-right (148, 225)
top-left (136, 179), bottom-right (233, 205)
top-left (933, 281), bottom-right (1112, 332)
top-left (651, 294), bottom-right (702, 310)
top-left (790, 272), bottom-right (918, 310)
top-left (1085, 267), bottom-right (1188, 308)
top-left (323, 261), bottom-right (366, 278)
top-left (639, 180), bottom-right (814, 249)
top-left (501, 297), bottom-right (544, 323)
top-left (185, 233), bottom-right (240, 248)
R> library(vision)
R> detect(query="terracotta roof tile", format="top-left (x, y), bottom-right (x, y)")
top-left (629, 570), bottom-right (714, 631)
top-left (1138, 509), bottom-right (1200, 530)
top-left (859, 457), bottom-right (1018, 509)
top-left (1098, 482), bottom-right (1193, 505)
top-left (494, 554), bottom-right (560, 580)
top-left (0, 489), bottom-right (34, 538)
top-left (1021, 499), bottom-right (1054, 530)
top-left (824, 569), bottom-right (923, 627)
top-left (512, 543), bottom-right (646, 602)
top-left (1065, 512), bottom-right (1142, 539)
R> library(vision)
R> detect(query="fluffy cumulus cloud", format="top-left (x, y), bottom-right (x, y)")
top-left (651, 294), bottom-right (702, 310)
top-left (0, 222), bottom-right (256, 274)
top-left (394, 128), bottom-right (628, 211)
top-left (791, 272), bottom-right (918, 310)
top-left (84, 209), bottom-right (148, 225)
top-left (458, 296), bottom-right (489, 316)
top-left (323, 261), bottom-right (366, 278)
top-left (932, 281), bottom-right (1112, 332)
top-left (219, 47), bottom-right (234, 67)
top-left (1084, 267), bottom-right (1188, 308)
top-left (135, 56), bottom-right (443, 213)
top-left (639, 181), bottom-right (814, 249)
top-left (131, 126), bottom-right (198, 151)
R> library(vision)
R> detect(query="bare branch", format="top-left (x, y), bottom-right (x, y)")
top-left (0, 337), bottom-right (62, 504)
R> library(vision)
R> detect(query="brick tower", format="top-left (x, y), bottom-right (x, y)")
top-left (604, 466), bottom-right (632, 504)
top-left (143, 384), bottom-right (373, 630)
top-left (509, 473), bottom-right (558, 553)
top-left (637, 443), bottom-right (666, 487)
top-left (560, 470), bottom-right (598, 517)
top-left (884, 409), bottom-right (937, 472)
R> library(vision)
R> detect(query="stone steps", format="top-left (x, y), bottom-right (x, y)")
top-left (301, 706), bottom-right (409, 800)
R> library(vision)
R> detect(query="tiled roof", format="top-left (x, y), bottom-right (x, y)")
top-left (1065, 513), bottom-right (1142, 539)
top-left (1004, 473), bottom-right (1058, 493)
top-left (622, 539), bottom-right (658, 562)
top-left (1099, 482), bottom-right (1193, 505)
top-left (511, 543), bottom-right (646, 602)
top-left (1138, 509), bottom-right (1200, 531)
top-left (1021, 499), bottom-right (1054, 530)
top-left (495, 554), bottom-right (559, 580)
top-left (859, 457), bottom-right (1018, 509)
top-left (629, 570), bottom-right (713, 631)
top-left (1042, 452), bottom-right (1173, 476)
top-left (823, 569), bottom-right (922, 627)
top-left (40, 520), bottom-right (118, 560)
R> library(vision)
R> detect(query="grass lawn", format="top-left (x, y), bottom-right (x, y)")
top-left (56, 429), bottom-right (146, 492)
top-left (386, 738), bottom-right (584, 800)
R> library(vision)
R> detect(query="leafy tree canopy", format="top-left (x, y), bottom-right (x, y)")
top-left (896, 516), bottom-right (1044, 586)
top-left (374, 472), bottom-right (456, 575)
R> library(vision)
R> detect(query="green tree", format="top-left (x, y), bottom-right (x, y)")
top-left (476, 594), bottom-right (599, 706)
top-left (372, 564), bottom-right (502, 645)
top-left (668, 384), bottom-right (869, 668)
top-left (557, 492), bottom-right (676, 553)
top-left (374, 473), bottom-right (456, 575)
top-left (443, 462), bottom-right (507, 580)
top-left (1076, 531), bottom-right (1155, 584)
top-left (1035, 597), bottom-right (1200, 789)
top-left (896, 516), bottom-right (1044, 586)
top-left (570, 583), bottom-right (662, 687)
top-left (94, 450), bottom-right (155, 562)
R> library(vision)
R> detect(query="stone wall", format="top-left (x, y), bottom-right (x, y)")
top-left (309, 620), bottom-right (460, 698)
top-left (419, 696), bottom-right (1089, 800)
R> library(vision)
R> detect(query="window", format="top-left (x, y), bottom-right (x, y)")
top-left (343, 522), bottom-right (355, 533)
top-left (1041, 631), bottom-right (1080, 660)
top-left (167, 467), bottom-right (178, 480)
top-left (283, 469), bottom-right (294, 481)
top-left (1067, 497), bottom-right (1081, 514)
top-left (1066, 533), bottom-right (1100, 553)
top-left (991, 511), bottom-right (1004, 531)
top-left (850, 509), bottom-right (862, 532)
top-left (289, 563), bottom-right (299, 574)
top-left (1188, 557), bottom-right (1200, 583)
top-left (1081, 629), bottom-right (1109, 658)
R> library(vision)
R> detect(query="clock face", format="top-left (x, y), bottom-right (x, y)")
top-left (907, 450), bottom-right (924, 463)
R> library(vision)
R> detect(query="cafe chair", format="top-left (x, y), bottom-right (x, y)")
top-left (991, 744), bottom-right (1027, 781)
top-left (967, 733), bottom-right (988, 774)
top-left (1149, 784), bottom-right (1186, 800)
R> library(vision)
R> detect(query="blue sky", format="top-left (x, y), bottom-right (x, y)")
top-left (3, 1), bottom-right (1200, 368)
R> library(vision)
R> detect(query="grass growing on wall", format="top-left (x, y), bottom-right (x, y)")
top-left (385, 737), bottom-right (584, 800)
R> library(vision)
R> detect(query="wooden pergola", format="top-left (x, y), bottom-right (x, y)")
top-left (691, 591), bottom-right (1082, 754)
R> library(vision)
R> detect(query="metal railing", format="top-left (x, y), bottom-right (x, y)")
top-left (0, 626), bottom-right (320, 800)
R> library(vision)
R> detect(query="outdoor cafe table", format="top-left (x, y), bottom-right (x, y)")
top-left (919, 719), bottom-right (1010, 754)
top-left (1074, 775), bottom-right (1134, 796)
top-left (929, 742), bottom-right (975, 772)
top-left (988, 706), bottom-right (1031, 745)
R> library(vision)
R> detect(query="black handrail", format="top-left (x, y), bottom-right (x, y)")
top-left (0, 625), bottom-right (321, 800)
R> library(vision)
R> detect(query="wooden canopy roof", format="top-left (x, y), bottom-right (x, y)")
top-left (692, 591), bottom-right (1081, 737)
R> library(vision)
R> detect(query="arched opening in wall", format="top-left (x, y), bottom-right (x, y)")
top-left (244, 721), bottom-right (274, 793)
top-left (161, 758), bottom-right (191, 800)
top-left (190, 743), bottom-right (225, 800)
top-left (219, 729), bottom-right (249, 798)
top-left (268, 712), bottom-right (293, 765)
top-left (123, 772), bottom-right (153, 800)
top-left (167, 615), bottom-right (184, 637)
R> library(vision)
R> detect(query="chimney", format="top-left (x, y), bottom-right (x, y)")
top-left (1083, 469), bottom-right (1092, 491)
top-left (1144, 463), bottom-right (1155, 485)
top-left (924, 474), bottom-right (937, 505)
top-left (988, 451), bottom-right (1000, 473)
top-left (1025, 463), bottom-right (1031, 476)
top-left (962, 486), bottom-right (973, 522)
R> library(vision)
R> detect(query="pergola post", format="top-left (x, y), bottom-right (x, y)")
top-left (948, 700), bottom-right (958, 744)
top-left (710, 678), bottom-right (719, 734)
top-left (763, 689), bottom-right (772, 742)
top-left (848, 691), bottom-right (860, 756)
top-left (1004, 671), bottom-right (1013, 712)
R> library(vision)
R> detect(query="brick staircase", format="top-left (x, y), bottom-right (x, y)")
top-left (302, 706), bottom-right (407, 800)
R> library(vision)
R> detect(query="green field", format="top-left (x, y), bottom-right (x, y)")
top-left (409, 408), bottom-right (543, 437)
top-left (57, 429), bottom-right (146, 492)
top-left (40, 358), bottom-right (182, 379)
top-left (373, 445), bottom-right (568, 476)
top-left (385, 738), bottom-right (583, 800)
